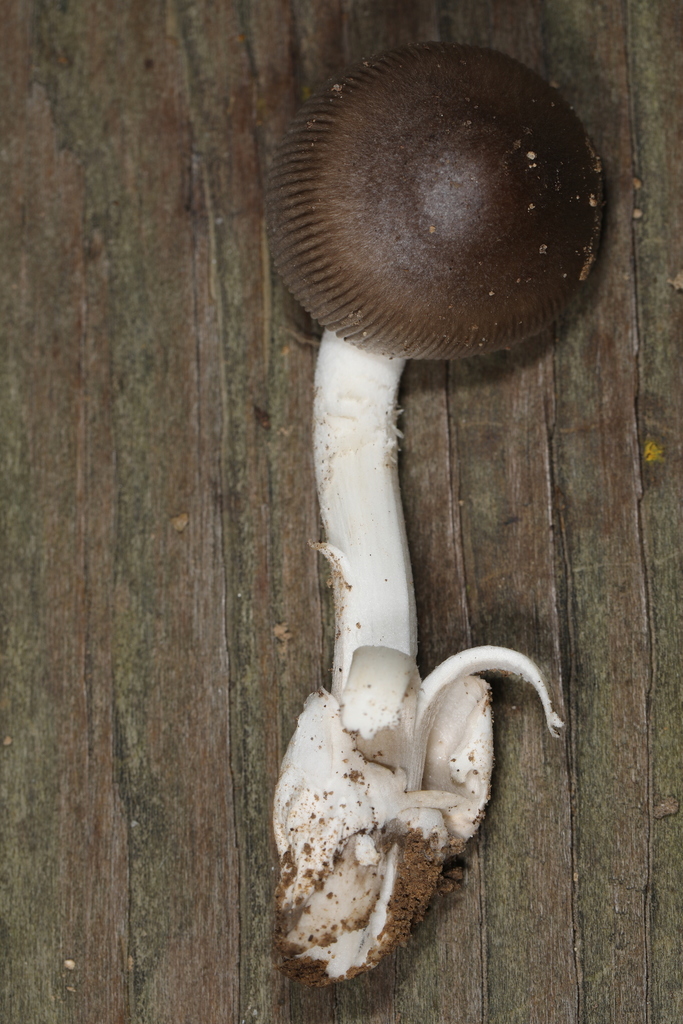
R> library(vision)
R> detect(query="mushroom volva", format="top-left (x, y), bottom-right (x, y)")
top-left (267, 42), bottom-right (602, 985)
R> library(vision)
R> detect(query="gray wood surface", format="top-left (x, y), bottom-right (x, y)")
top-left (1, 1), bottom-right (681, 1021)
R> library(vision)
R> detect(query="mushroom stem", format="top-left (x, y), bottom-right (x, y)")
top-left (273, 330), bottom-right (565, 984)
top-left (314, 330), bottom-right (417, 741)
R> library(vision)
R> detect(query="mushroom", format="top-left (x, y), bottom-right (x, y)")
top-left (267, 42), bottom-right (602, 985)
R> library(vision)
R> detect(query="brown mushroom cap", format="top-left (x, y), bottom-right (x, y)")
top-left (267, 43), bottom-right (603, 359)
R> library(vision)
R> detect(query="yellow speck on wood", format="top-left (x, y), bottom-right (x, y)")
top-left (667, 270), bottom-right (683, 291)
top-left (170, 512), bottom-right (189, 533)
top-left (2, 736), bottom-right (12, 746)
top-left (64, 959), bottom-right (76, 970)
top-left (644, 440), bottom-right (665, 463)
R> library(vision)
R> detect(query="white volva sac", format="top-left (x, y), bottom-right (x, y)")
top-left (274, 331), bottom-right (563, 985)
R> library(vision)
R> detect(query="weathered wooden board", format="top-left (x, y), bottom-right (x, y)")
top-left (0, 1), bottom-right (681, 1021)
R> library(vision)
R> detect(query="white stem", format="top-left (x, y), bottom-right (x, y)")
top-left (274, 329), bottom-right (564, 982)
top-left (314, 331), bottom-right (417, 734)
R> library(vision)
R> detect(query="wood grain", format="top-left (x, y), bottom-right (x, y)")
top-left (0, 1), bottom-right (681, 1022)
